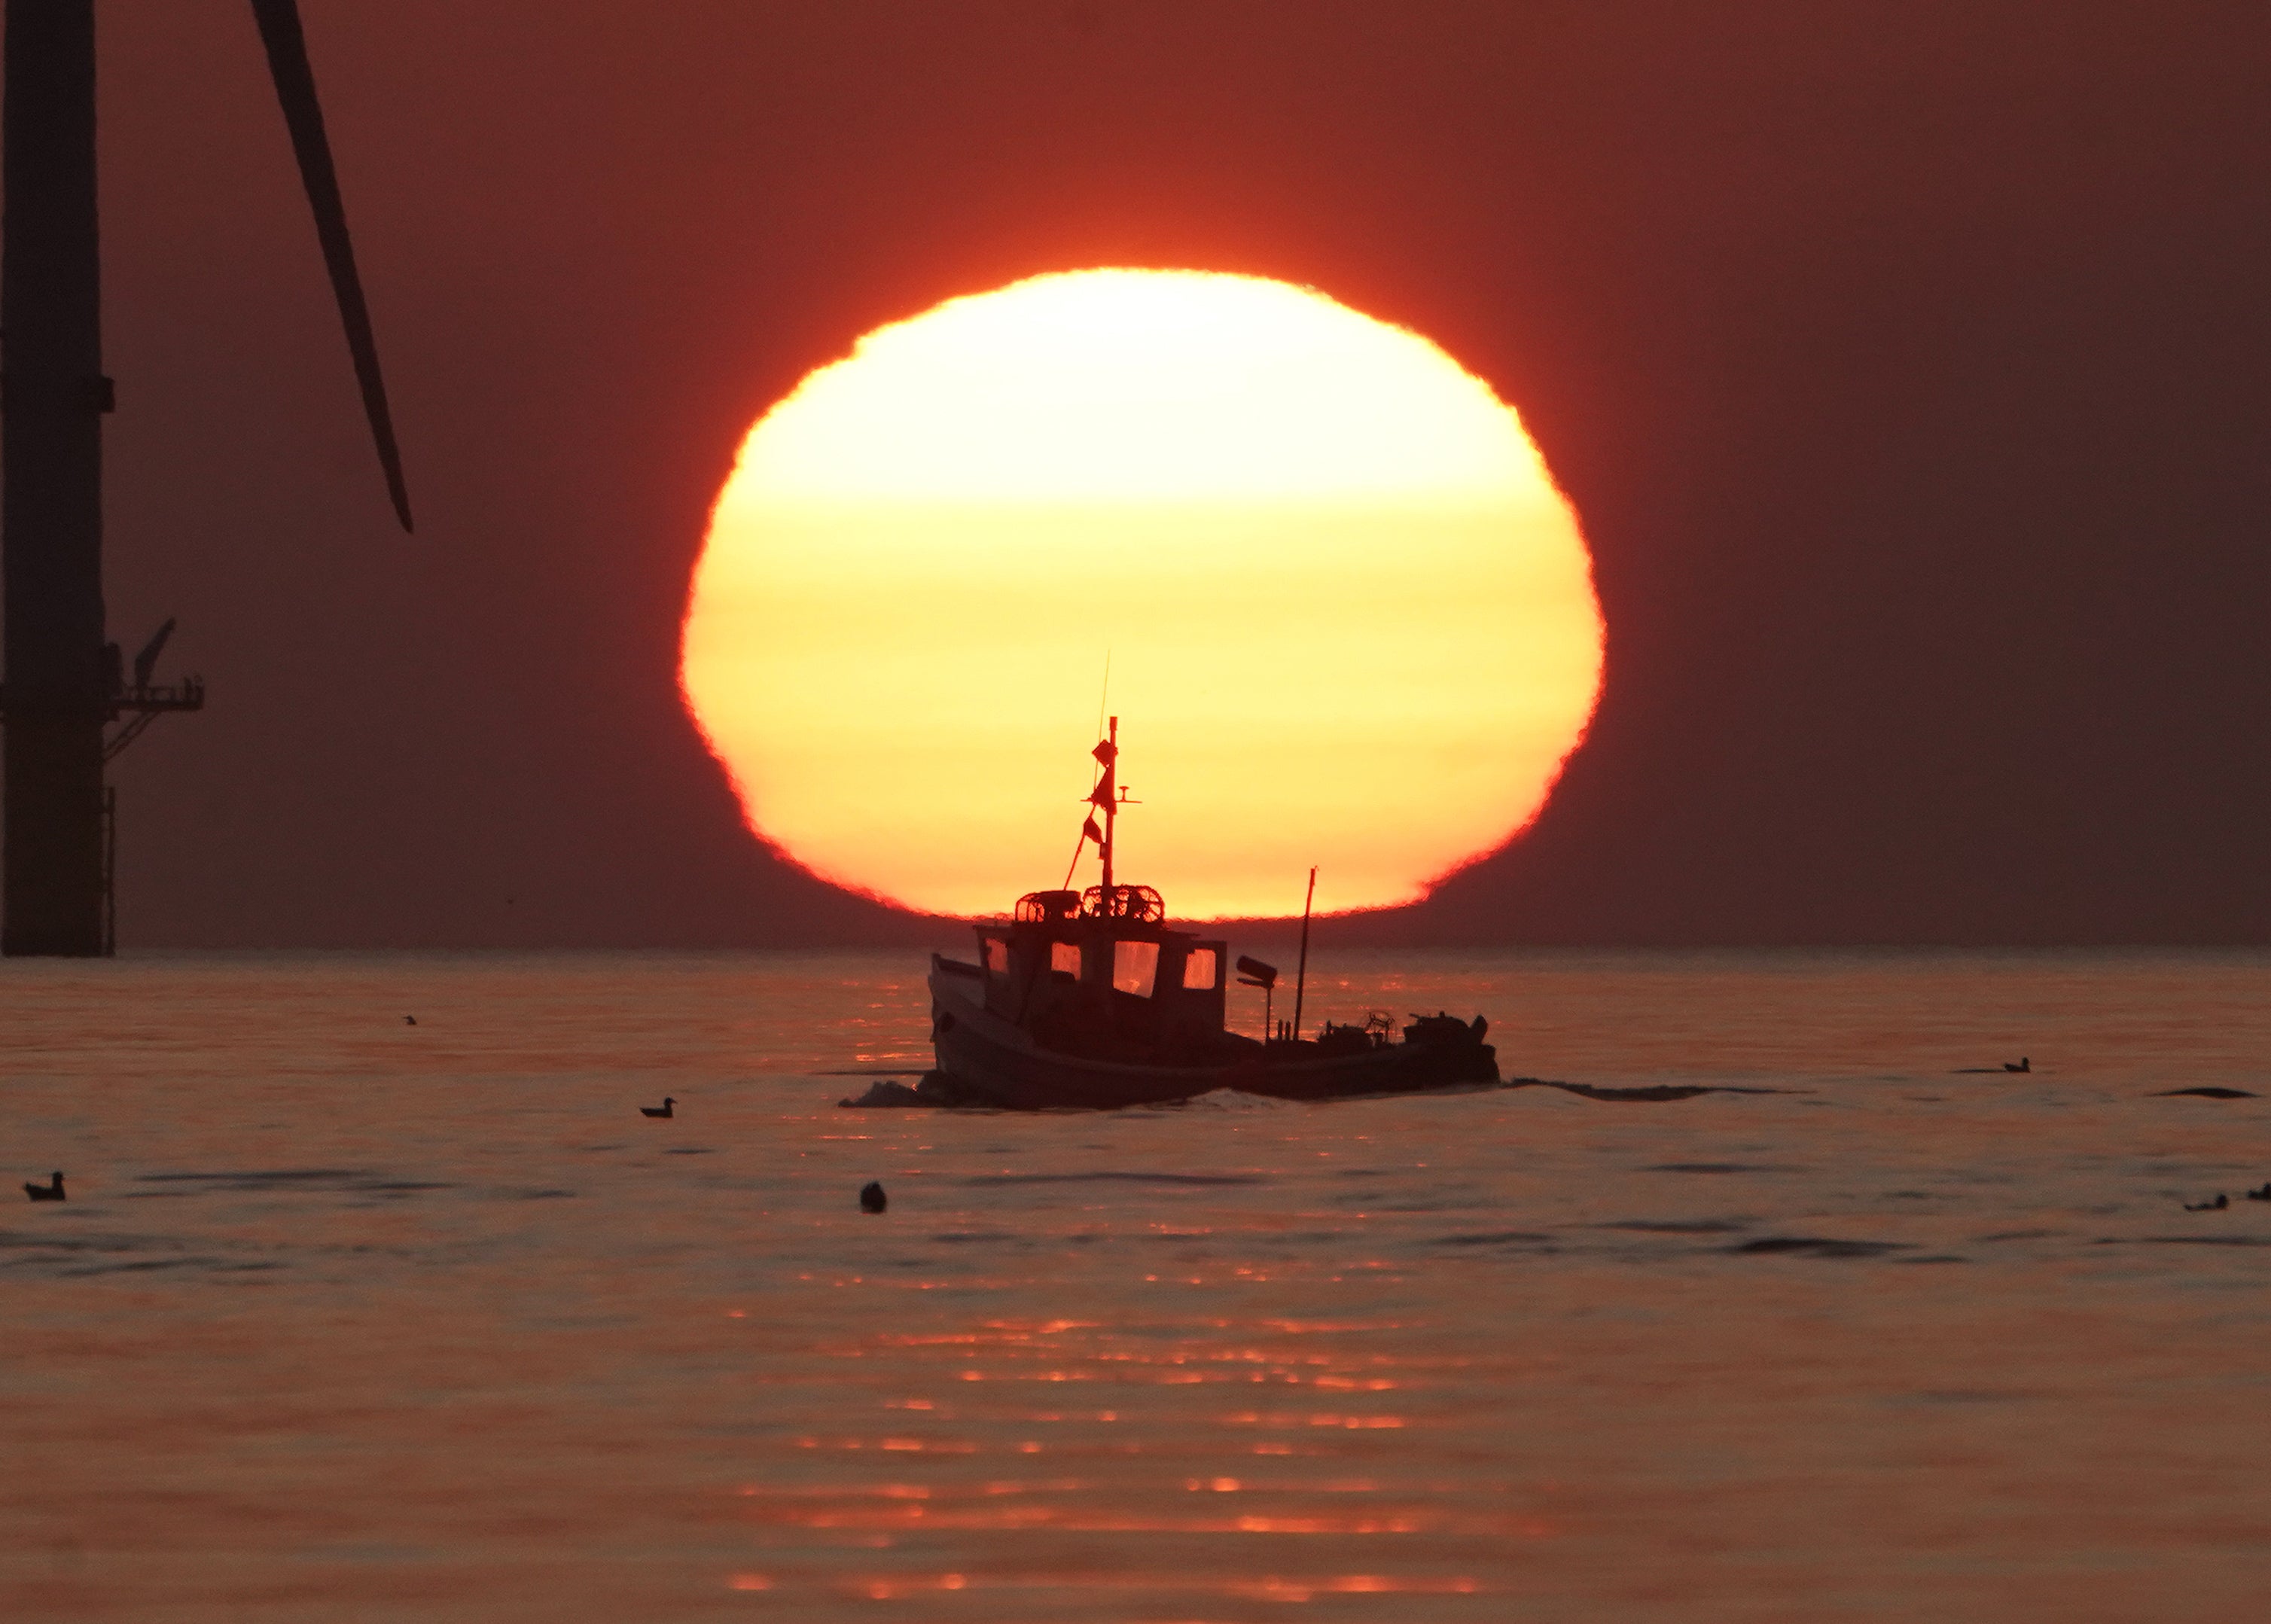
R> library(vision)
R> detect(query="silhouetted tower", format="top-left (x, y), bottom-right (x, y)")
top-left (0, 0), bottom-right (410, 955)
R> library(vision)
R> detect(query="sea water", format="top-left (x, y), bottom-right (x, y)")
top-left (4, 949), bottom-right (2267, 1621)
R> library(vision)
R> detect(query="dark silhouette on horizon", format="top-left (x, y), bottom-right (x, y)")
top-left (639, 1096), bottom-right (675, 1118)
top-left (0, 0), bottom-right (410, 958)
top-left (859, 1181), bottom-right (887, 1213)
top-left (888, 724), bottom-right (1499, 1111)
top-left (23, 1172), bottom-right (65, 1202)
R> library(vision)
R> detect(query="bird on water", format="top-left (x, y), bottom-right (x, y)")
top-left (2247, 1183), bottom-right (2271, 1202)
top-left (640, 1098), bottom-right (675, 1119)
top-left (860, 1181), bottom-right (888, 1214)
top-left (2003, 1057), bottom-right (2031, 1073)
top-left (2184, 1193), bottom-right (2229, 1212)
top-left (24, 1172), bottom-right (66, 1202)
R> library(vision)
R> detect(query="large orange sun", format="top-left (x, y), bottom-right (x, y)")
top-left (681, 269), bottom-right (1603, 919)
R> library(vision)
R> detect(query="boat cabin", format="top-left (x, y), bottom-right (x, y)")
top-left (971, 883), bottom-right (1233, 1064)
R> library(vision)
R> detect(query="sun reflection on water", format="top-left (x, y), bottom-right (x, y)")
top-left (15, 952), bottom-right (2267, 1619)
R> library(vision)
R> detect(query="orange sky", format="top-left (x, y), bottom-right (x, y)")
top-left (681, 270), bottom-right (1602, 918)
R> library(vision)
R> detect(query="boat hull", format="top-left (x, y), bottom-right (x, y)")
top-left (926, 957), bottom-right (1498, 1110)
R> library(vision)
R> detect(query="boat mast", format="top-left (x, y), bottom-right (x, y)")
top-left (1097, 715), bottom-right (1117, 903)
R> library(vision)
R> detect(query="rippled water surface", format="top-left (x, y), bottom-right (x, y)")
top-left (5, 949), bottom-right (2269, 1620)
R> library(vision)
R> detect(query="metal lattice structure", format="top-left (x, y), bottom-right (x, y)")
top-left (0, 0), bottom-right (410, 955)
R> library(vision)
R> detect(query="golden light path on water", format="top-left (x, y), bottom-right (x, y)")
top-left (10, 953), bottom-right (2270, 1618)
top-left (681, 269), bottom-right (1603, 918)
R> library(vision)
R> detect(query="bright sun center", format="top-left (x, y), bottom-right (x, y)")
top-left (681, 268), bottom-right (1603, 919)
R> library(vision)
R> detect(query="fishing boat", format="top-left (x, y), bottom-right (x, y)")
top-left (846, 721), bottom-right (1498, 1111)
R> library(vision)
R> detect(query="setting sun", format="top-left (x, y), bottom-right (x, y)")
top-left (681, 269), bottom-right (1603, 918)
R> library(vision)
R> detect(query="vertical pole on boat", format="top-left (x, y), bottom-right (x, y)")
top-left (1291, 866), bottom-right (1316, 1041)
top-left (1098, 715), bottom-right (1117, 905)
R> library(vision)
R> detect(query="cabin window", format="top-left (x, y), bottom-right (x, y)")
top-left (1181, 947), bottom-right (1218, 990)
top-left (983, 937), bottom-right (1010, 974)
top-left (1050, 941), bottom-right (1082, 977)
top-left (1111, 939), bottom-right (1159, 998)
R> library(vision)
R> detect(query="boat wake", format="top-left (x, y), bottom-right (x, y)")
top-left (837, 1074), bottom-right (1776, 1110)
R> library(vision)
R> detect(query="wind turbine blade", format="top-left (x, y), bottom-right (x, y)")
top-left (248, 0), bottom-right (413, 532)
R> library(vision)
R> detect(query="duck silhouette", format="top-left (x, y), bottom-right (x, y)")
top-left (859, 1181), bottom-right (887, 1214)
top-left (2003, 1057), bottom-right (2031, 1073)
top-left (2184, 1193), bottom-right (2229, 1212)
top-left (23, 1172), bottom-right (65, 1202)
top-left (2246, 1183), bottom-right (2271, 1202)
top-left (404, 1015), bottom-right (417, 1025)
top-left (640, 1097), bottom-right (675, 1119)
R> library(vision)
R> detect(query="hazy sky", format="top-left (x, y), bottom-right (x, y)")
top-left (80, 0), bottom-right (2271, 946)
